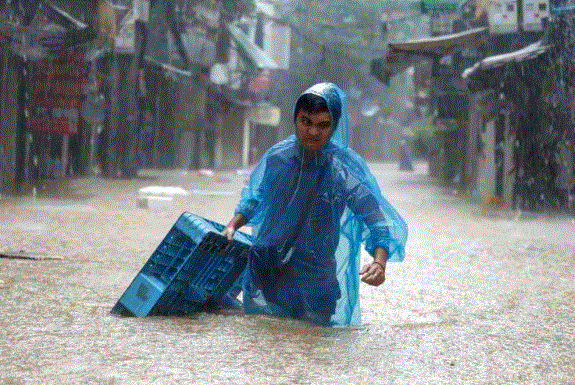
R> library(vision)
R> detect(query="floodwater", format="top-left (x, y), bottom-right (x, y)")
top-left (1, 163), bottom-right (574, 384)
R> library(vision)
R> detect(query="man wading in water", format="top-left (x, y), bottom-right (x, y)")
top-left (223, 83), bottom-right (407, 326)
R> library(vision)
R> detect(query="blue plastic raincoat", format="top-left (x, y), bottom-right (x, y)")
top-left (236, 83), bottom-right (407, 326)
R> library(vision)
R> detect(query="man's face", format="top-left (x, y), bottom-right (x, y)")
top-left (295, 109), bottom-right (332, 152)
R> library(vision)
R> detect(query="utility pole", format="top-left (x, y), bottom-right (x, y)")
top-left (164, 0), bottom-right (207, 169)
top-left (124, 0), bottom-right (150, 178)
top-left (212, 13), bottom-right (231, 169)
top-left (15, 55), bottom-right (28, 194)
top-left (15, 0), bottom-right (42, 193)
top-left (165, 1), bottom-right (190, 70)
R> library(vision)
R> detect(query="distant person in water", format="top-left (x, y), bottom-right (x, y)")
top-left (399, 139), bottom-right (414, 171)
top-left (222, 83), bottom-right (408, 326)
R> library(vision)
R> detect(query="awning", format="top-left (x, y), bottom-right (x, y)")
top-left (144, 56), bottom-right (192, 81)
top-left (372, 27), bottom-right (488, 84)
top-left (387, 27), bottom-right (488, 56)
top-left (226, 23), bottom-right (279, 72)
top-left (85, 46), bottom-right (107, 61)
top-left (462, 41), bottom-right (551, 79)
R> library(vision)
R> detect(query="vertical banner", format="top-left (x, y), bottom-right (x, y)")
top-left (29, 47), bottom-right (84, 135)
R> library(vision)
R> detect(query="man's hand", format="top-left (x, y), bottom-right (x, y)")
top-left (221, 213), bottom-right (247, 242)
top-left (222, 226), bottom-right (235, 242)
top-left (360, 247), bottom-right (387, 286)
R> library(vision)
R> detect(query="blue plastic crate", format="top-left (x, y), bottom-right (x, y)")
top-left (111, 212), bottom-right (253, 317)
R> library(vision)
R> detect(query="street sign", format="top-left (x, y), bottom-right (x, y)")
top-left (421, 0), bottom-right (460, 14)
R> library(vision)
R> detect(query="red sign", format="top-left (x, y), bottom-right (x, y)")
top-left (29, 47), bottom-right (84, 134)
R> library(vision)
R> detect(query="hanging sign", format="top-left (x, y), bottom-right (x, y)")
top-left (421, 0), bottom-right (460, 13)
top-left (29, 47), bottom-right (84, 135)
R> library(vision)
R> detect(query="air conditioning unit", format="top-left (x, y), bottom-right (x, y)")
top-left (488, 0), bottom-right (519, 34)
top-left (522, 0), bottom-right (549, 32)
top-left (487, 0), bottom-right (549, 34)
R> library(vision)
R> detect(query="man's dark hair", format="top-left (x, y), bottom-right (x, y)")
top-left (294, 93), bottom-right (329, 116)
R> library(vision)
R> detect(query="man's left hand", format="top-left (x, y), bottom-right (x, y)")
top-left (360, 261), bottom-right (386, 286)
top-left (360, 247), bottom-right (387, 286)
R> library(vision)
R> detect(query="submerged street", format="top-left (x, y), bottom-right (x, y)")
top-left (0, 162), bottom-right (574, 384)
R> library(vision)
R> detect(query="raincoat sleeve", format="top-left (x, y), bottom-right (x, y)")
top-left (234, 154), bottom-right (268, 225)
top-left (340, 149), bottom-right (407, 262)
top-left (234, 139), bottom-right (294, 226)
top-left (346, 184), bottom-right (391, 254)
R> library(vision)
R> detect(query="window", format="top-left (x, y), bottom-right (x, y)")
top-left (491, 2), bottom-right (503, 12)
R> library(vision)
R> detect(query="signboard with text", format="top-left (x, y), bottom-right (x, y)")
top-left (29, 47), bottom-right (84, 135)
top-left (421, 0), bottom-right (460, 13)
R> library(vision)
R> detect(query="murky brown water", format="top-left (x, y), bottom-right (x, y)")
top-left (1, 163), bottom-right (574, 384)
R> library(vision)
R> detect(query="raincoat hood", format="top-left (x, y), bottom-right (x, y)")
top-left (293, 82), bottom-right (349, 149)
